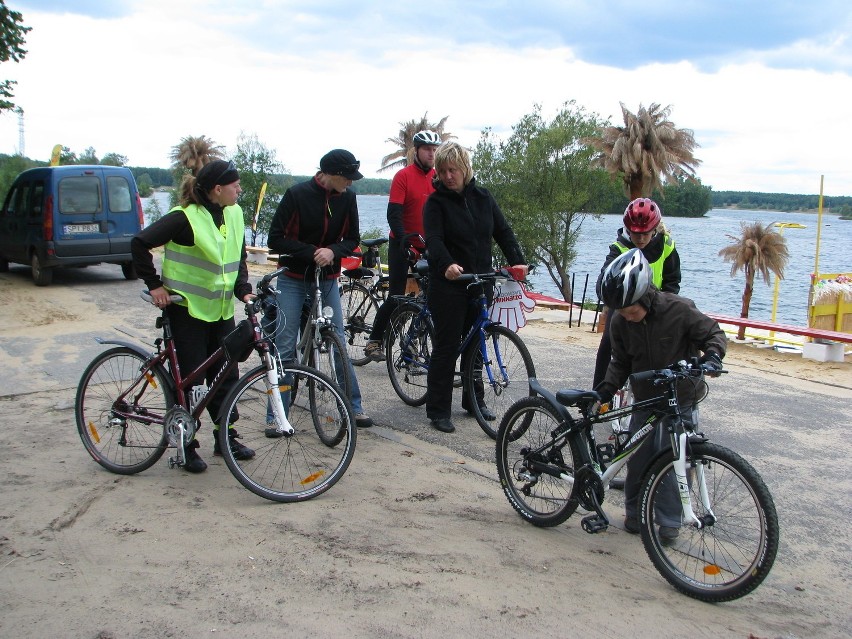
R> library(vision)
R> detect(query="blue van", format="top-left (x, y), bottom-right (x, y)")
top-left (0, 165), bottom-right (144, 285)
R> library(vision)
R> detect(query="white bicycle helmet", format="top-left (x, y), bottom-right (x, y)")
top-left (413, 130), bottom-right (441, 147)
top-left (597, 248), bottom-right (652, 309)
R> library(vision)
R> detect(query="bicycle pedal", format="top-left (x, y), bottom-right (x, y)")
top-left (581, 514), bottom-right (609, 534)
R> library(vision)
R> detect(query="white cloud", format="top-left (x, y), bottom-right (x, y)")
top-left (2, 2), bottom-right (851, 196)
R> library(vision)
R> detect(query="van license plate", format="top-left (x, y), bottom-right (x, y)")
top-left (64, 223), bottom-right (100, 234)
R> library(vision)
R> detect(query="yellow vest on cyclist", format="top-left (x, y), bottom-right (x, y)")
top-left (614, 235), bottom-right (675, 288)
top-left (162, 204), bottom-right (243, 321)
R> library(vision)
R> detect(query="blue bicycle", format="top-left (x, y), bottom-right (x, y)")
top-left (384, 269), bottom-right (535, 439)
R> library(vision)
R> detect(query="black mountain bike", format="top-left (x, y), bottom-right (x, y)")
top-left (495, 361), bottom-right (778, 602)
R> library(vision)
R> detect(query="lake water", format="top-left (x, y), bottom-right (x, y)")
top-left (355, 195), bottom-right (850, 327)
top-left (142, 191), bottom-right (850, 327)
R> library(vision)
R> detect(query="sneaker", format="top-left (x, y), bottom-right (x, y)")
top-left (658, 526), bottom-right (680, 546)
top-left (355, 413), bottom-right (373, 428)
top-left (214, 428), bottom-right (255, 460)
top-left (364, 340), bottom-right (384, 362)
top-left (183, 439), bottom-right (207, 473)
top-left (623, 516), bottom-right (640, 534)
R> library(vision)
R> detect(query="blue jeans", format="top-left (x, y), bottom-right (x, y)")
top-left (272, 273), bottom-right (364, 414)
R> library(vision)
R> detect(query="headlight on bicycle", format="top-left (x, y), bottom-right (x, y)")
top-left (322, 305), bottom-right (335, 320)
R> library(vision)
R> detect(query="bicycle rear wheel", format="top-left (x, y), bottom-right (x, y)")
top-left (496, 396), bottom-right (581, 527)
top-left (75, 347), bottom-right (172, 474)
top-left (639, 441), bottom-right (779, 602)
top-left (218, 364), bottom-right (356, 502)
top-left (340, 281), bottom-right (379, 366)
top-left (386, 302), bottom-right (432, 406)
top-left (307, 328), bottom-right (353, 401)
top-left (464, 325), bottom-right (535, 439)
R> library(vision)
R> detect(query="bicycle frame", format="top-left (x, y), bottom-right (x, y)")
top-left (398, 272), bottom-right (513, 383)
top-left (296, 267), bottom-right (338, 365)
top-left (102, 271), bottom-right (295, 468)
top-left (527, 365), bottom-right (716, 531)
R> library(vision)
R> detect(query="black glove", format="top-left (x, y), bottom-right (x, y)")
top-left (699, 351), bottom-right (723, 376)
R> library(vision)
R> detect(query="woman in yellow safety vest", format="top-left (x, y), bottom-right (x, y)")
top-left (131, 159), bottom-right (255, 473)
top-left (591, 197), bottom-right (682, 389)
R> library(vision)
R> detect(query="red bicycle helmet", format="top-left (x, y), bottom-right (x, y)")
top-left (623, 198), bottom-right (662, 234)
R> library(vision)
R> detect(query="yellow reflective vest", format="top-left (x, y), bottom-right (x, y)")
top-left (615, 235), bottom-right (675, 288)
top-left (162, 204), bottom-right (243, 321)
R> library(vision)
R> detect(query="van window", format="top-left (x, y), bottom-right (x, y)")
top-left (59, 176), bottom-right (102, 214)
top-left (107, 175), bottom-right (132, 212)
top-left (28, 182), bottom-right (45, 219)
top-left (6, 184), bottom-right (26, 218)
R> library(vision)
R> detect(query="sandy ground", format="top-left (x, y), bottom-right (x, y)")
top-left (0, 262), bottom-right (850, 639)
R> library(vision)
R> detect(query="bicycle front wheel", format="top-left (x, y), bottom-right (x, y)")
top-left (639, 441), bottom-right (779, 602)
top-left (218, 364), bottom-right (356, 502)
top-left (386, 302), bottom-right (432, 406)
top-left (75, 347), bottom-right (172, 474)
top-left (496, 396), bottom-right (581, 527)
top-left (340, 281), bottom-right (379, 366)
top-left (464, 325), bottom-right (536, 439)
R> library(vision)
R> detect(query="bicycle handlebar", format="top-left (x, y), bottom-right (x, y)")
top-left (629, 359), bottom-right (728, 386)
top-left (141, 290), bottom-right (184, 304)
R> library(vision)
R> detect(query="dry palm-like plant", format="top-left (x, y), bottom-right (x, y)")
top-left (718, 221), bottom-right (790, 340)
top-left (380, 113), bottom-right (454, 173)
top-left (586, 103), bottom-right (700, 200)
top-left (170, 134), bottom-right (225, 175)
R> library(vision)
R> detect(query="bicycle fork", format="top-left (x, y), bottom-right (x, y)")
top-left (673, 432), bottom-right (716, 529)
top-left (265, 355), bottom-right (295, 437)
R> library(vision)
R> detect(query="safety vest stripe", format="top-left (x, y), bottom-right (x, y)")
top-left (162, 276), bottom-right (227, 301)
top-left (164, 247), bottom-right (239, 275)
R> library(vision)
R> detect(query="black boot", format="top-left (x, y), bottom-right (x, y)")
top-left (183, 439), bottom-right (207, 473)
top-left (214, 428), bottom-right (255, 460)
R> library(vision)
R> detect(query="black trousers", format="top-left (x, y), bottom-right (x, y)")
top-left (592, 309), bottom-right (615, 389)
top-left (368, 237), bottom-right (410, 342)
top-left (425, 280), bottom-right (490, 420)
top-left (167, 304), bottom-right (239, 431)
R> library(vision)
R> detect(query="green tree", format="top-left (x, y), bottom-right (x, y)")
top-left (101, 152), bottom-right (128, 167)
top-left (136, 173), bottom-right (154, 197)
top-left (78, 146), bottom-right (99, 164)
top-left (59, 146), bottom-right (77, 164)
top-left (0, 152), bottom-right (33, 202)
top-left (144, 195), bottom-right (165, 224)
top-left (586, 103), bottom-right (700, 200)
top-left (380, 113), bottom-right (454, 173)
top-left (718, 221), bottom-right (790, 340)
top-left (474, 101), bottom-right (617, 302)
top-left (653, 175), bottom-right (712, 217)
top-left (231, 132), bottom-right (284, 245)
top-left (1, 0), bottom-right (31, 113)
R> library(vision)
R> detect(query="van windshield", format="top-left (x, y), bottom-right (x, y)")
top-left (59, 176), bottom-right (102, 214)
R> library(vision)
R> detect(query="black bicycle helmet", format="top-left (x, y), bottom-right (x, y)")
top-left (597, 248), bottom-right (652, 309)
top-left (413, 130), bottom-right (441, 148)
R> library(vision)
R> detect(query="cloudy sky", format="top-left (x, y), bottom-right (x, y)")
top-left (2, 0), bottom-right (851, 195)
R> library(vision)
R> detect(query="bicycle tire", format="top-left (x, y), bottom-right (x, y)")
top-left (639, 441), bottom-right (779, 602)
top-left (386, 301), bottom-right (432, 406)
top-left (464, 325), bottom-right (536, 439)
top-left (307, 328), bottom-right (353, 402)
top-left (496, 396), bottom-right (581, 527)
top-left (340, 281), bottom-right (379, 366)
top-left (75, 347), bottom-right (172, 475)
top-left (218, 364), bottom-right (356, 502)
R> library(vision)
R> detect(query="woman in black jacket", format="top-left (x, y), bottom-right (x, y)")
top-left (422, 142), bottom-right (528, 433)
